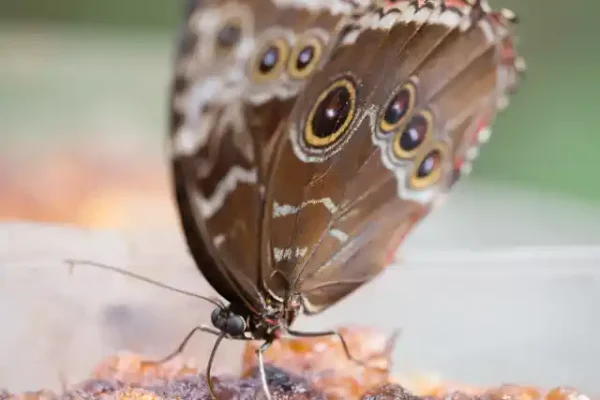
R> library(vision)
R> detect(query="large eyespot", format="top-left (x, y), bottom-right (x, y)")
top-left (379, 82), bottom-right (416, 133)
top-left (304, 78), bottom-right (357, 148)
top-left (216, 19), bottom-right (243, 49)
top-left (410, 145), bottom-right (446, 189)
top-left (393, 111), bottom-right (433, 158)
top-left (288, 36), bottom-right (324, 79)
top-left (250, 38), bottom-right (289, 82)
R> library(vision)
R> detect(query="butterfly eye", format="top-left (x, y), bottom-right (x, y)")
top-left (393, 111), bottom-right (432, 158)
top-left (410, 145), bottom-right (446, 189)
top-left (379, 82), bottom-right (416, 133)
top-left (288, 36), bottom-right (324, 79)
top-left (304, 77), bottom-right (357, 148)
top-left (216, 19), bottom-right (242, 49)
top-left (250, 38), bottom-right (289, 82)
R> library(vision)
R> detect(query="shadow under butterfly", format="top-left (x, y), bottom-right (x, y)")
top-left (166, 0), bottom-right (525, 398)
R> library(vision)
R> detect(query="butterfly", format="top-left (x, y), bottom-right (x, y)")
top-left (167, 0), bottom-right (524, 398)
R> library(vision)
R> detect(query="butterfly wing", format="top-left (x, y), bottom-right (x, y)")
top-left (261, 0), bottom-right (523, 313)
top-left (169, 0), bottom-right (363, 310)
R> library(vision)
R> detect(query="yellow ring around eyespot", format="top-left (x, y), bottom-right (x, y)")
top-left (410, 143), bottom-right (448, 190)
top-left (287, 36), bottom-right (324, 79)
top-left (379, 82), bottom-right (416, 133)
top-left (304, 78), bottom-right (357, 148)
top-left (250, 38), bottom-right (289, 83)
top-left (392, 109), bottom-right (434, 159)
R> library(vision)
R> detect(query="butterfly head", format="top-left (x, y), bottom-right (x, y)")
top-left (210, 306), bottom-right (248, 336)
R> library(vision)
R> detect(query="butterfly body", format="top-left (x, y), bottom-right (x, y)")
top-left (169, 0), bottom-right (524, 397)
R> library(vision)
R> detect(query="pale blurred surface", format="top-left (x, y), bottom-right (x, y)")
top-left (1, 183), bottom-right (599, 393)
top-left (0, 0), bottom-right (599, 396)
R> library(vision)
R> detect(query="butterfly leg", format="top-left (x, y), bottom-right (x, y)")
top-left (204, 332), bottom-right (226, 400)
top-left (203, 332), bottom-right (256, 399)
top-left (153, 324), bottom-right (222, 364)
top-left (256, 341), bottom-right (274, 400)
top-left (153, 327), bottom-right (253, 399)
top-left (285, 328), bottom-right (390, 372)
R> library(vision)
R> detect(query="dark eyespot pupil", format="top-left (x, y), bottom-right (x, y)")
top-left (311, 86), bottom-right (352, 138)
top-left (217, 24), bottom-right (241, 48)
top-left (259, 46), bottom-right (279, 73)
top-left (399, 115), bottom-right (427, 151)
top-left (384, 88), bottom-right (410, 127)
top-left (296, 45), bottom-right (315, 70)
top-left (417, 150), bottom-right (441, 178)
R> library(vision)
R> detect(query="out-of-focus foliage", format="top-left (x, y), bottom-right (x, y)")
top-left (0, 0), bottom-right (179, 30)
top-left (1, 0), bottom-right (599, 202)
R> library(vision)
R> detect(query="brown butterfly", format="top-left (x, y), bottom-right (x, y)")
top-left (167, 0), bottom-right (524, 398)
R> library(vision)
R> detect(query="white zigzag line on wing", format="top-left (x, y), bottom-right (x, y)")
top-left (329, 229), bottom-right (349, 243)
top-left (193, 165), bottom-right (257, 219)
top-left (173, 76), bottom-right (229, 157)
top-left (273, 247), bottom-right (308, 262)
top-left (213, 234), bottom-right (226, 248)
top-left (340, 2), bottom-right (503, 47)
top-left (273, 198), bottom-right (338, 218)
top-left (342, 4), bottom-right (463, 46)
top-left (271, 0), bottom-right (357, 15)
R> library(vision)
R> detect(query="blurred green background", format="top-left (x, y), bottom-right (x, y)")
top-left (1, 0), bottom-right (599, 203)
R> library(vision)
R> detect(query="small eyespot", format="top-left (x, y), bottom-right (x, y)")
top-left (250, 38), bottom-right (289, 82)
top-left (288, 36), bottom-right (324, 79)
top-left (393, 111), bottom-right (432, 158)
top-left (304, 77), bottom-right (357, 148)
top-left (379, 82), bottom-right (416, 133)
top-left (410, 145), bottom-right (446, 189)
top-left (216, 19), bottom-right (242, 49)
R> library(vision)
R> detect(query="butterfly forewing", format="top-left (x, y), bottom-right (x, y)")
top-left (169, 0), bottom-right (363, 310)
top-left (261, 0), bottom-right (522, 312)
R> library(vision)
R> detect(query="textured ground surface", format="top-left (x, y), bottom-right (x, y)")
top-left (2, 331), bottom-right (595, 400)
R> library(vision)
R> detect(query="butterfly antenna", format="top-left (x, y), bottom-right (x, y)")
top-left (64, 259), bottom-right (223, 308)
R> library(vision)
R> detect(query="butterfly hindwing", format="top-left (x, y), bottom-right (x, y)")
top-left (261, 0), bottom-right (522, 312)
